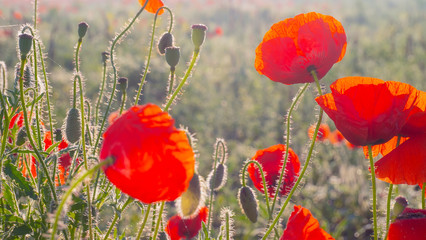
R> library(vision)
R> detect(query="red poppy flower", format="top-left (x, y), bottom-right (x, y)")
top-left (255, 12), bottom-right (346, 85)
top-left (99, 104), bottom-right (195, 204)
top-left (138, 0), bottom-right (164, 15)
top-left (362, 136), bottom-right (409, 158)
top-left (400, 90), bottom-right (426, 137)
top-left (165, 206), bottom-right (208, 240)
top-left (316, 77), bottom-right (421, 146)
top-left (248, 144), bottom-right (300, 198)
top-left (374, 135), bottom-right (426, 185)
top-left (308, 123), bottom-right (330, 141)
top-left (281, 205), bottom-right (334, 240)
top-left (387, 208), bottom-right (426, 240)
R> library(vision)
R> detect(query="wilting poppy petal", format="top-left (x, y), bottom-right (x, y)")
top-left (281, 205), bottom-right (334, 240)
top-left (248, 144), bottom-right (300, 198)
top-left (316, 77), bottom-right (420, 146)
top-left (99, 104), bottom-right (195, 204)
top-left (165, 206), bottom-right (208, 240)
top-left (308, 123), bottom-right (330, 141)
top-left (255, 12), bottom-right (346, 85)
top-left (138, 0), bottom-right (164, 15)
top-left (387, 208), bottom-right (426, 240)
top-left (374, 135), bottom-right (426, 185)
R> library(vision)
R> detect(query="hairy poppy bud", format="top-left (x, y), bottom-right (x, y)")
top-left (19, 33), bottom-right (33, 60)
top-left (101, 51), bottom-right (110, 64)
top-left (78, 22), bottom-right (89, 40)
top-left (65, 108), bottom-right (81, 144)
top-left (23, 64), bottom-right (33, 88)
top-left (54, 129), bottom-right (63, 142)
top-left (393, 196), bottom-right (408, 218)
top-left (16, 128), bottom-right (27, 146)
top-left (207, 163), bottom-right (227, 191)
top-left (158, 32), bottom-right (174, 55)
top-left (179, 173), bottom-right (203, 217)
top-left (165, 47), bottom-right (180, 71)
top-left (238, 186), bottom-right (258, 223)
top-left (117, 77), bottom-right (128, 92)
top-left (191, 24), bottom-right (207, 52)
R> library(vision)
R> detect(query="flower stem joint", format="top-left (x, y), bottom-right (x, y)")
top-left (191, 24), bottom-right (207, 53)
top-left (19, 33), bottom-right (33, 61)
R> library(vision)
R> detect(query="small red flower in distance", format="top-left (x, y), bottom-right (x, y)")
top-left (387, 208), bottom-right (426, 240)
top-left (281, 205), bottom-right (334, 240)
top-left (374, 135), bottom-right (426, 185)
top-left (308, 123), bottom-right (330, 141)
top-left (99, 104), bottom-right (195, 204)
top-left (248, 144), bottom-right (300, 198)
top-left (165, 206), bottom-right (208, 240)
top-left (316, 77), bottom-right (421, 146)
top-left (328, 129), bottom-right (345, 145)
top-left (138, 0), bottom-right (164, 15)
top-left (255, 12), bottom-right (346, 85)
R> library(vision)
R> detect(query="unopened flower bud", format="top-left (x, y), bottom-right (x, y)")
top-left (16, 128), bottom-right (27, 146)
top-left (65, 108), bottom-right (81, 144)
top-left (54, 129), bottom-right (63, 142)
top-left (179, 173), bottom-right (202, 217)
top-left (191, 24), bottom-right (207, 52)
top-left (101, 51), bottom-right (110, 64)
top-left (78, 22), bottom-right (89, 40)
top-left (207, 163), bottom-right (227, 191)
top-left (393, 196), bottom-right (408, 218)
top-left (23, 64), bottom-right (33, 88)
top-left (238, 186), bottom-right (258, 223)
top-left (165, 47), bottom-right (180, 71)
top-left (158, 32), bottom-right (174, 55)
top-left (118, 77), bottom-right (128, 92)
top-left (19, 33), bottom-right (33, 60)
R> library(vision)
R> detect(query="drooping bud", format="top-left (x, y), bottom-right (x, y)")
top-left (16, 128), bottom-right (27, 146)
top-left (165, 47), bottom-right (180, 71)
top-left (65, 108), bottom-right (81, 144)
top-left (19, 33), bottom-right (33, 60)
top-left (393, 196), bottom-right (408, 219)
top-left (101, 51), bottom-right (110, 64)
top-left (238, 186), bottom-right (258, 223)
top-left (179, 173), bottom-right (203, 217)
top-left (78, 22), bottom-right (89, 40)
top-left (117, 77), bottom-right (128, 92)
top-left (191, 24), bottom-right (207, 52)
top-left (54, 129), bottom-right (63, 142)
top-left (157, 32), bottom-right (174, 55)
top-left (207, 163), bottom-right (227, 191)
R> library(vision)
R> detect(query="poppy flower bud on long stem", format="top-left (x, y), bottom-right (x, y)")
top-left (65, 108), bottom-right (81, 144)
top-left (19, 33), bottom-right (33, 60)
top-left (179, 173), bottom-right (203, 217)
top-left (191, 24), bottom-right (207, 52)
top-left (78, 22), bottom-right (89, 41)
top-left (158, 32), bottom-right (174, 55)
top-left (238, 186), bottom-right (258, 223)
top-left (165, 46), bottom-right (180, 71)
top-left (392, 196), bottom-right (408, 220)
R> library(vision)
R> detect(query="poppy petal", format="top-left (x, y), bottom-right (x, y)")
top-left (138, 0), bottom-right (164, 15)
top-left (387, 208), bottom-right (426, 240)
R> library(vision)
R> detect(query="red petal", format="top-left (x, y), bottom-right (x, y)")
top-left (387, 208), bottom-right (426, 240)
top-left (138, 0), bottom-right (164, 15)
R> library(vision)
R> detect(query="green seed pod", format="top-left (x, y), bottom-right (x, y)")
top-left (179, 173), bottom-right (202, 217)
top-left (19, 33), bottom-right (33, 60)
top-left (165, 47), bottom-right (180, 70)
top-left (54, 129), bottom-right (63, 142)
top-left (191, 24), bottom-right (207, 52)
top-left (207, 163), bottom-right (227, 191)
top-left (157, 32), bottom-right (174, 55)
top-left (16, 128), bottom-right (27, 146)
top-left (65, 108), bottom-right (81, 144)
top-left (238, 186), bottom-right (258, 223)
top-left (78, 22), bottom-right (89, 40)
top-left (117, 77), bottom-right (128, 92)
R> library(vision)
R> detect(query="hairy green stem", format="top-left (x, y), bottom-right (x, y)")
top-left (103, 197), bottom-right (133, 240)
top-left (385, 135), bottom-right (401, 233)
top-left (151, 201), bottom-right (165, 240)
top-left (368, 145), bottom-right (378, 240)
top-left (136, 204), bottom-right (152, 240)
top-left (95, 60), bottom-right (107, 125)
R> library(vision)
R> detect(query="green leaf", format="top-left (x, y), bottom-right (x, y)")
top-left (3, 160), bottom-right (38, 200)
top-left (2, 182), bottom-right (18, 213)
top-left (11, 224), bottom-right (32, 236)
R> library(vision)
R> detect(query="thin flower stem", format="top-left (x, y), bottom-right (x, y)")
top-left (95, 60), bottom-right (107, 125)
top-left (163, 50), bottom-right (199, 112)
top-left (422, 183), bottom-right (425, 209)
top-left (1, 63), bottom-right (6, 93)
top-left (0, 94), bottom-right (10, 181)
top-left (167, 70), bottom-right (175, 95)
top-left (119, 91), bottom-right (126, 115)
top-left (385, 135), bottom-right (401, 233)
top-left (31, 40), bottom-right (42, 149)
top-left (136, 204), bottom-right (152, 240)
top-left (33, 0), bottom-right (37, 29)
top-left (263, 71), bottom-right (322, 240)
top-left (92, 3), bottom-right (147, 155)
top-left (103, 197), bottom-right (133, 240)
top-left (225, 211), bottom-right (230, 240)
top-left (75, 40), bottom-right (82, 73)
top-left (368, 145), bottom-right (378, 240)
top-left (270, 82), bottom-right (309, 214)
top-left (50, 158), bottom-right (113, 240)
top-left (134, 6), bottom-right (174, 105)
top-left (151, 201), bottom-right (165, 240)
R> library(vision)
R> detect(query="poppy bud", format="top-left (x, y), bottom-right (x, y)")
top-left (65, 108), bottom-right (81, 144)
top-left (23, 64), bottom-right (33, 88)
top-left (117, 77), bottom-right (128, 92)
top-left (191, 24), bottom-right (207, 52)
top-left (19, 33), bottom-right (33, 60)
top-left (101, 51), bottom-right (110, 64)
top-left (78, 22), bottom-right (89, 40)
top-left (165, 47), bottom-right (180, 71)
top-left (158, 32), bottom-right (174, 55)
top-left (393, 196), bottom-right (408, 219)
top-left (238, 186), bottom-right (258, 223)
top-left (54, 129), bottom-right (63, 142)
top-left (179, 173), bottom-right (203, 217)
top-left (16, 128), bottom-right (27, 146)
top-left (207, 163), bottom-right (227, 191)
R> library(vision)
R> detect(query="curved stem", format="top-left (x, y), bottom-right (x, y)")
top-left (163, 50), bottom-right (199, 112)
top-left (92, 4), bottom-right (148, 155)
top-left (368, 145), bottom-right (378, 240)
top-left (95, 61), bottom-right (107, 125)
top-left (270, 83), bottom-right (309, 214)
top-left (75, 40), bottom-right (82, 73)
top-left (136, 204), bottom-right (152, 240)
top-left (263, 71), bottom-right (322, 240)
top-left (151, 201), bottom-right (165, 240)
top-left (50, 158), bottom-right (113, 240)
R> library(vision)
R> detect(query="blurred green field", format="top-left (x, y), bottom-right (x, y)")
top-left (1, 0), bottom-right (425, 239)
